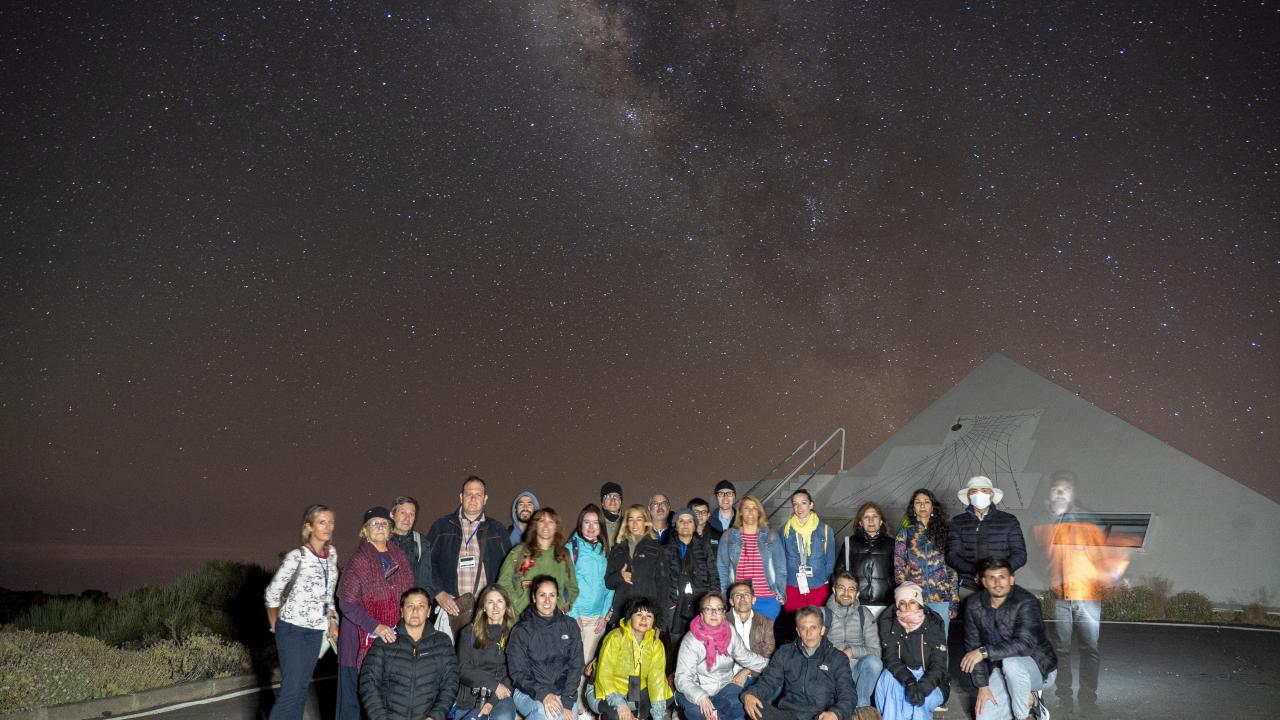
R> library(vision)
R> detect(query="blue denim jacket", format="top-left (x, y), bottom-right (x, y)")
top-left (716, 527), bottom-right (787, 600)
top-left (781, 521), bottom-right (837, 590)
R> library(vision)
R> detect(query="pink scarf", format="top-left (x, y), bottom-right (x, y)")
top-left (895, 582), bottom-right (927, 633)
top-left (689, 614), bottom-right (732, 670)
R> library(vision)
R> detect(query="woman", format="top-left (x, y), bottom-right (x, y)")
top-left (335, 506), bottom-right (415, 720)
top-left (606, 505), bottom-right (670, 627)
top-left (665, 508), bottom-right (720, 662)
top-left (566, 504), bottom-right (614, 709)
top-left (264, 504), bottom-right (340, 720)
top-left (715, 496), bottom-right (786, 621)
top-left (591, 597), bottom-right (673, 720)
top-left (674, 592), bottom-right (768, 720)
top-left (506, 575), bottom-right (584, 720)
top-left (837, 501), bottom-right (896, 610)
top-left (874, 583), bottom-right (948, 720)
top-left (498, 507), bottom-right (579, 616)
top-left (780, 489), bottom-right (837, 611)
top-left (893, 488), bottom-right (959, 636)
top-left (456, 585), bottom-right (518, 720)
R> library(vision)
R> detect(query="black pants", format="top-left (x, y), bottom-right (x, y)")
top-left (599, 698), bottom-right (652, 720)
top-left (758, 705), bottom-right (806, 720)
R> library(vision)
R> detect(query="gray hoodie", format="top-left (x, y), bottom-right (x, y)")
top-left (509, 491), bottom-right (541, 545)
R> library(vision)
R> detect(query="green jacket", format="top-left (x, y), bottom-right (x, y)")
top-left (497, 543), bottom-right (579, 616)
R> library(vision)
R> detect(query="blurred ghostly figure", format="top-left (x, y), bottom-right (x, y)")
top-left (1037, 471), bottom-right (1126, 719)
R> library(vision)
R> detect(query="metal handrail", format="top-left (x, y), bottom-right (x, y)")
top-left (765, 446), bottom-right (843, 523)
top-left (741, 441), bottom-right (810, 500)
top-left (756, 427), bottom-right (846, 511)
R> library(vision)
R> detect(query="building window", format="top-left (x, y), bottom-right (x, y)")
top-left (1054, 512), bottom-right (1153, 549)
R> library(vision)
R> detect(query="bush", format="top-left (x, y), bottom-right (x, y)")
top-left (14, 561), bottom-right (271, 647)
top-left (1166, 591), bottom-right (1214, 623)
top-left (0, 627), bottom-right (251, 714)
top-left (1102, 585), bottom-right (1157, 621)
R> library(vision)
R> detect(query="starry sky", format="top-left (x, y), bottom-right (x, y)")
top-left (2, 1), bottom-right (1276, 594)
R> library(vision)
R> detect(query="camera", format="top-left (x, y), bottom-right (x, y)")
top-left (470, 687), bottom-right (493, 700)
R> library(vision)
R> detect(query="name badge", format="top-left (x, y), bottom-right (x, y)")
top-left (458, 555), bottom-right (477, 568)
top-left (799, 565), bottom-right (814, 577)
top-left (684, 582), bottom-right (693, 594)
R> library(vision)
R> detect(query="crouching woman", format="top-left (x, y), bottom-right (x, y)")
top-left (674, 592), bottom-right (768, 720)
top-left (358, 588), bottom-right (458, 720)
top-left (874, 583), bottom-right (948, 720)
top-left (590, 597), bottom-right (673, 720)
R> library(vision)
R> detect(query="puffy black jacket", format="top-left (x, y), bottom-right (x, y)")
top-left (505, 605), bottom-right (584, 710)
top-left (605, 537), bottom-right (670, 625)
top-left (455, 623), bottom-right (511, 710)
top-left (424, 510), bottom-right (512, 598)
top-left (878, 605), bottom-right (949, 703)
top-left (745, 637), bottom-right (854, 720)
top-left (836, 530), bottom-right (895, 605)
top-left (358, 622), bottom-right (458, 720)
top-left (665, 537), bottom-right (720, 632)
top-left (946, 507), bottom-right (1027, 587)
top-left (963, 585), bottom-right (1057, 688)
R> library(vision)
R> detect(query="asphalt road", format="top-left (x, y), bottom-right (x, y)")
top-left (109, 623), bottom-right (1279, 720)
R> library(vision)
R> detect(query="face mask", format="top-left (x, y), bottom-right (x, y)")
top-left (970, 493), bottom-right (992, 510)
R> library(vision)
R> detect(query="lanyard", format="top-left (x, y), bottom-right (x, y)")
top-left (462, 515), bottom-right (482, 551)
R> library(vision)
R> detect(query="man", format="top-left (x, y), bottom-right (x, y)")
top-left (423, 475), bottom-right (512, 634)
top-left (728, 580), bottom-right (776, 666)
top-left (708, 481), bottom-right (737, 537)
top-left (649, 494), bottom-right (672, 543)
top-left (948, 476), bottom-right (1028, 596)
top-left (742, 605), bottom-right (854, 720)
top-left (823, 572), bottom-right (882, 710)
top-left (600, 482), bottom-right (624, 543)
top-left (509, 490), bottom-right (541, 545)
top-left (961, 558), bottom-right (1057, 720)
top-left (359, 588), bottom-right (458, 720)
top-left (1037, 471), bottom-right (1122, 718)
top-left (390, 496), bottom-right (431, 589)
top-left (688, 497), bottom-right (722, 553)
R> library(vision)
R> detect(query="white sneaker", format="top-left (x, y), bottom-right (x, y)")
top-left (1030, 690), bottom-right (1050, 720)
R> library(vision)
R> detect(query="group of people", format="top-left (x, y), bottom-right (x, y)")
top-left (264, 472), bottom-right (1105, 720)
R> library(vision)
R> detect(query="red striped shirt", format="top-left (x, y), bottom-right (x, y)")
top-left (739, 532), bottom-right (770, 597)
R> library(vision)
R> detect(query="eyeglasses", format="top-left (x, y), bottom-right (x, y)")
top-left (702, 607), bottom-right (726, 615)
top-left (367, 521), bottom-right (390, 529)
top-left (715, 491), bottom-right (735, 497)
top-left (730, 592), bottom-right (753, 600)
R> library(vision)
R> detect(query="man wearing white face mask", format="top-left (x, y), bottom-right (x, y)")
top-left (947, 477), bottom-right (1027, 598)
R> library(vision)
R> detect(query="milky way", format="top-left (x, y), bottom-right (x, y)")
top-left (1, 1), bottom-right (1275, 592)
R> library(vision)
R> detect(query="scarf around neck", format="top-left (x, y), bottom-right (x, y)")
top-left (784, 512), bottom-right (821, 558)
top-left (689, 614), bottom-right (733, 670)
top-left (897, 606), bottom-right (926, 633)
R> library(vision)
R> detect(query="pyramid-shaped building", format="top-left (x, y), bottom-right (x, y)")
top-left (797, 354), bottom-right (1278, 606)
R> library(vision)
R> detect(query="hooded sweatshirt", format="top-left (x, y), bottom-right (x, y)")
top-left (509, 491), bottom-right (541, 545)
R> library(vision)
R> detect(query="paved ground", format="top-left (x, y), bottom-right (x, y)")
top-left (112, 623), bottom-right (1279, 720)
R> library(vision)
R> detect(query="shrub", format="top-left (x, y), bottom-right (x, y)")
top-left (1102, 585), bottom-right (1156, 621)
top-left (0, 628), bottom-right (251, 714)
top-left (1143, 576), bottom-right (1172, 619)
top-left (1166, 591), bottom-right (1215, 623)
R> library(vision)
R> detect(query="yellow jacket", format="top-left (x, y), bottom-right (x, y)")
top-left (593, 619), bottom-right (672, 704)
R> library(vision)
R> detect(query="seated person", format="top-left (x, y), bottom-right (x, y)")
top-left (873, 583), bottom-right (948, 719)
top-left (674, 591), bottom-right (769, 720)
top-left (506, 576), bottom-right (583, 720)
top-left (358, 587), bottom-right (458, 720)
top-left (742, 606), bottom-right (854, 720)
top-left (824, 571), bottom-right (883, 709)
top-left (590, 597), bottom-right (673, 720)
top-left (455, 584), bottom-right (518, 720)
top-left (961, 557), bottom-right (1056, 720)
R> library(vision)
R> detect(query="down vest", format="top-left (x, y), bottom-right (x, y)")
top-left (946, 507), bottom-right (1027, 587)
top-left (963, 585), bottom-right (1057, 689)
top-left (836, 530), bottom-right (895, 605)
top-left (358, 622), bottom-right (458, 720)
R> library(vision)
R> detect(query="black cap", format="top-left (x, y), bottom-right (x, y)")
top-left (714, 480), bottom-right (736, 494)
top-left (363, 506), bottom-right (392, 525)
top-left (600, 481), bottom-right (623, 498)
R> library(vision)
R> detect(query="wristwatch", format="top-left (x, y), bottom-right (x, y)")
top-left (979, 646), bottom-right (989, 659)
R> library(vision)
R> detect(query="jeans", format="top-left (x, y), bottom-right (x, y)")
top-left (1053, 599), bottom-right (1100, 703)
top-left (675, 684), bottom-right (747, 720)
top-left (874, 666), bottom-right (944, 720)
top-left (926, 601), bottom-right (951, 639)
top-left (852, 654), bottom-right (884, 708)
top-left (336, 664), bottom-right (361, 720)
top-left (976, 657), bottom-right (1057, 720)
top-left (457, 697), bottom-right (517, 720)
top-left (752, 596), bottom-right (782, 621)
top-left (269, 621), bottom-right (323, 720)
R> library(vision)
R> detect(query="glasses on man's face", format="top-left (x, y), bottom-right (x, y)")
top-left (730, 592), bottom-right (753, 600)
top-left (650, 501), bottom-right (669, 508)
top-left (702, 606), bottom-right (726, 615)
top-left (693, 509), bottom-right (710, 517)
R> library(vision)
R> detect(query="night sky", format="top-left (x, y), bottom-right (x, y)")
top-left (2, 1), bottom-right (1275, 594)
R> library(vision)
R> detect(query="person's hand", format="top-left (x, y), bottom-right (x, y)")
top-left (327, 618), bottom-right (339, 640)
top-left (975, 686), bottom-right (997, 716)
top-left (731, 669), bottom-right (752, 687)
top-left (949, 608), bottom-right (957, 620)
top-left (595, 616), bottom-right (608, 634)
top-left (842, 646), bottom-right (854, 659)
top-left (616, 703), bottom-right (634, 720)
top-left (436, 591), bottom-right (460, 616)
top-left (561, 709), bottom-right (574, 720)
top-left (960, 648), bottom-right (985, 673)
top-left (374, 624), bottom-right (397, 643)
top-left (493, 683), bottom-right (511, 700)
top-left (266, 607), bottom-right (279, 633)
top-left (621, 563), bottom-right (633, 584)
top-left (542, 693), bottom-right (563, 719)
top-left (698, 696), bottom-right (717, 718)
top-left (480, 703), bottom-right (493, 717)
top-left (742, 693), bottom-right (763, 720)
top-left (906, 684), bottom-right (927, 706)
top-left (817, 712), bottom-right (839, 720)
